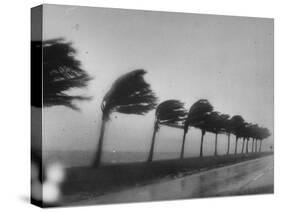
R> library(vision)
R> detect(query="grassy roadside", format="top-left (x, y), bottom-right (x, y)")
top-left (59, 152), bottom-right (272, 205)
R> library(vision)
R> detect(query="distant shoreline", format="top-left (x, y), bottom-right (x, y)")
top-left (43, 149), bottom-right (274, 168)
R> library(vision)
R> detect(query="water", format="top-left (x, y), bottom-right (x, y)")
top-left (43, 150), bottom-right (182, 167)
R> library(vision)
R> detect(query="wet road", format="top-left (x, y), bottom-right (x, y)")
top-left (82, 155), bottom-right (273, 204)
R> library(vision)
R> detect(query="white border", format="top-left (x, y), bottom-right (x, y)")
top-left (0, 0), bottom-right (279, 211)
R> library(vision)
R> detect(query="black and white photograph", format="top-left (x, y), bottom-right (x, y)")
top-left (31, 4), bottom-right (273, 208)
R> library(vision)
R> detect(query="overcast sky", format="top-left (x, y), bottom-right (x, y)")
top-left (42, 4), bottom-right (273, 158)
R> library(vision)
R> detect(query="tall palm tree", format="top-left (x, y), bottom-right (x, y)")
top-left (245, 137), bottom-right (250, 154)
top-left (207, 112), bottom-right (229, 156)
top-left (252, 138), bottom-right (255, 152)
top-left (255, 138), bottom-right (259, 152)
top-left (241, 138), bottom-right (246, 153)
top-left (239, 122), bottom-right (250, 154)
top-left (224, 118), bottom-right (232, 155)
top-left (246, 137), bottom-right (250, 153)
top-left (147, 100), bottom-right (187, 162)
top-left (258, 127), bottom-right (271, 152)
top-left (245, 123), bottom-right (254, 154)
top-left (182, 99), bottom-right (213, 158)
top-left (229, 115), bottom-right (245, 155)
top-left (31, 38), bottom-right (92, 191)
top-left (215, 114), bottom-right (230, 156)
top-left (250, 124), bottom-right (259, 153)
top-left (92, 69), bottom-right (158, 167)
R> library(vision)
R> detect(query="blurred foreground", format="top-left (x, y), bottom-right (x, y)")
top-left (47, 152), bottom-right (274, 206)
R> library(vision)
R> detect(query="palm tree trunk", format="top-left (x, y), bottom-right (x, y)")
top-left (241, 138), bottom-right (245, 154)
top-left (226, 133), bottom-right (231, 155)
top-left (234, 136), bottom-right (238, 155)
top-left (200, 130), bottom-right (205, 157)
top-left (255, 139), bottom-right (258, 152)
top-left (180, 128), bottom-right (188, 159)
top-left (246, 139), bottom-right (249, 153)
top-left (92, 117), bottom-right (107, 168)
top-left (251, 138), bottom-right (255, 152)
top-left (259, 139), bottom-right (263, 152)
top-left (147, 125), bottom-right (158, 162)
top-left (214, 133), bottom-right (218, 156)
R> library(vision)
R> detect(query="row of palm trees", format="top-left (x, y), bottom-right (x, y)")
top-left (148, 99), bottom-right (271, 162)
top-left (92, 69), bottom-right (271, 167)
top-left (35, 39), bottom-right (271, 168)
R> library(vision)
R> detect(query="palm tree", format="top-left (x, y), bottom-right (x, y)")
top-left (182, 99), bottom-right (213, 158)
top-left (255, 138), bottom-right (259, 152)
top-left (245, 123), bottom-right (254, 154)
top-left (252, 138), bottom-right (256, 152)
top-left (248, 124), bottom-right (259, 153)
top-left (258, 127), bottom-right (271, 152)
top-left (239, 122), bottom-right (250, 154)
top-left (215, 114), bottom-right (230, 156)
top-left (229, 115), bottom-right (245, 155)
top-left (246, 137), bottom-right (250, 154)
top-left (241, 138), bottom-right (246, 153)
top-left (224, 117), bottom-right (232, 155)
top-left (34, 38), bottom-right (92, 110)
top-left (92, 69), bottom-right (158, 167)
top-left (254, 129), bottom-right (259, 152)
top-left (207, 112), bottom-right (229, 156)
top-left (147, 100), bottom-right (187, 162)
top-left (31, 38), bottom-right (92, 191)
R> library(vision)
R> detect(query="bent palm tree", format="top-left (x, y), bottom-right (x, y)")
top-left (255, 138), bottom-right (258, 152)
top-left (246, 137), bottom-right (250, 153)
top-left (224, 118), bottom-right (232, 155)
top-left (31, 38), bottom-right (92, 190)
top-left (210, 113), bottom-right (230, 156)
top-left (239, 122), bottom-right (250, 154)
top-left (245, 123), bottom-right (254, 154)
top-left (182, 99), bottom-right (213, 158)
top-left (249, 124), bottom-right (259, 153)
top-left (147, 100), bottom-right (187, 162)
top-left (252, 138), bottom-right (256, 152)
top-left (229, 115), bottom-right (245, 155)
top-left (92, 69), bottom-right (158, 167)
top-left (258, 127), bottom-right (271, 152)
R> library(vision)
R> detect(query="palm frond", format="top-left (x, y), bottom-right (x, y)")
top-left (229, 115), bottom-right (245, 137)
top-left (38, 38), bottom-right (92, 110)
top-left (155, 100), bottom-right (187, 127)
top-left (187, 99), bottom-right (214, 126)
top-left (192, 111), bottom-right (219, 133)
top-left (259, 127), bottom-right (271, 139)
top-left (101, 69), bottom-right (158, 120)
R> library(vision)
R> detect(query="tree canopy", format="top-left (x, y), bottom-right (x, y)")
top-left (101, 69), bottom-right (158, 121)
top-left (229, 115), bottom-right (245, 138)
top-left (36, 38), bottom-right (92, 110)
top-left (155, 100), bottom-right (187, 128)
top-left (187, 99), bottom-right (214, 129)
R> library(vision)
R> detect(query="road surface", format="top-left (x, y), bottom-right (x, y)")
top-left (79, 155), bottom-right (273, 205)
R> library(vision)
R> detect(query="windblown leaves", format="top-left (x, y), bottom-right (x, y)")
top-left (246, 124), bottom-right (270, 140)
top-left (238, 122), bottom-right (252, 138)
top-left (186, 99), bottom-right (214, 128)
top-left (229, 115), bottom-right (245, 137)
top-left (101, 69), bottom-right (158, 120)
top-left (155, 100), bottom-right (187, 127)
top-left (217, 113), bottom-right (230, 132)
top-left (41, 38), bottom-right (92, 110)
top-left (259, 127), bottom-right (271, 140)
top-left (201, 112), bottom-right (230, 134)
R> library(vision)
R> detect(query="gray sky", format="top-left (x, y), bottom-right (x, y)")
top-left (42, 4), bottom-right (273, 157)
